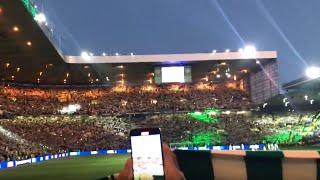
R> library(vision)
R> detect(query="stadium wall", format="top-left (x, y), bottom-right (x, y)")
top-left (107, 150), bottom-right (320, 180)
top-left (250, 60), bottom-right (280, 104)
top-left (175, 150), bottom-right (320, 180)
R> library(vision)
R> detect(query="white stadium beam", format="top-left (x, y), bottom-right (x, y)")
top-left (64, 51), bottom-right (277, 64)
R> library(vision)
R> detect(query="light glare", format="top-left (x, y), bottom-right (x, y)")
top-left (34, 13), bottom-right (47, 23)
top-left (243, 45), bottom-right (257, 58)
top-left (81, 51), bottom-right (91, 61)
top-left (305, 66), bottom-right (320, 79)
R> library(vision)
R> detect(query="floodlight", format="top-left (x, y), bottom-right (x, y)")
top-left (310, 99), bottom-right (315, 105)
top-left (263, 103), bottom-right (268, 108)
top-left (243, 45), bottom-right (257, 58)
top-left (13, 26), bottom-right (19, 32)
top-left (283, 98), bottom-right (288, 103)
top-left (194, 111), bottom-right (201, 115)
top-left (34, 13), bottom-right (47, 23)
top-left (285, 102), bottom-right (290, 107)
top-left (305, 66), bottom-right (320, 79)
top-left (81, 51), bottom-right (91, 61)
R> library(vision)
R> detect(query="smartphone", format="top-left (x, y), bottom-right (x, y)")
top-left (130, 128), bottom-right (165, 180)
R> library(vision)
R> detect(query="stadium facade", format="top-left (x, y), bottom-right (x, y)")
top-left (2, 2), bottom-right (320, 178)
top-left (0, 0), bottom-right (279, 105)
top-left (260, 76), bottom-right (320, 111)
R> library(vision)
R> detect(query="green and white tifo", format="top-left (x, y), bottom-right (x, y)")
top-left (182, 108), bottom-right (320, 146)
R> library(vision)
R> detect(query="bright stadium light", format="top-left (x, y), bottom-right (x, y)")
top-left (283, 97), bottom-right (288, 103)
top-left (263, 103), bottom-right (268, 108)
top-left (59, 104), bottom-right (81, 115)
top-left (194, 111), bottom-right (201, 115)
top-left (81, 51), bottom-right (91, 61)
top-left (285, 102), bottom-right (290, 107)
top-left (222, 111), bottom-right (231, 115)
top-left (225, 49), bottom-right (230, 53)
top-left (243, 45), bottom-right (257, 58)
top-left (212, 50), bottom-right (217, 54)
top-left (310, 99), bottom-right (315, 105)
top-left (34, 13), bottom-right (47, 23)
top-left (102, 52), bottom-right (107, 56)
top-left (238, 48), bottom-right (243, 53)
top-left (305, 66), bottom-right (320, 79)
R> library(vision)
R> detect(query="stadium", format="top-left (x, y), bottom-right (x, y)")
top-left (1, 0), bottom-right (320, 180)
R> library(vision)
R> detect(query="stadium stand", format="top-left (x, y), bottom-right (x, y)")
top-left (0, 109), bottom-right (320, 162)
top-left (0, 83), bottom-right (251, 116)
top-left (1, 1), bottom-right (320, 179)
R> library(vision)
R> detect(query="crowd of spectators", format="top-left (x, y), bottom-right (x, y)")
top-left (0, 133), bottom-right (47, 162)
top-left (0, 83), bottom-right (251, 117)
top-left (0, 114), bottom-right (220, 162)
top-left (1, 84), bottom-right (319, 162)
top-left (0, 111), bottom-right (319, 162)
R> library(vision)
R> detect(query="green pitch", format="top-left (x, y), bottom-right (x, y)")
top-left (0, 154), bottom-right (130, 180)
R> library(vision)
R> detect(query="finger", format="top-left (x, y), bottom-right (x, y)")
top-left (162, 144), bottom-right (179, 167)
top-left (163, 155), bottom-right (185, 180)
top-left (117, 158), bottom-right (133, 180)
top-left (162, 144), bottom-right (185, 179)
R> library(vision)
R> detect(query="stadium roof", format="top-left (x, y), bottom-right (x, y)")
top-left (65, 51), bottom-right (276, 64)
top-left (261, 90), bottom-right (320, 112)
top-left (283, 77), bottom-right (320, 91)
top-left (0, 0), bottom-right (64, 65)
top-left (0, 0), bottom-right (277, 85)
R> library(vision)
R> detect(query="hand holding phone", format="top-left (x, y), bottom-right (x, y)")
top-left (130, 128), bottom-right (165, 180)
top-left (117, 143), bottom-right (185, 180)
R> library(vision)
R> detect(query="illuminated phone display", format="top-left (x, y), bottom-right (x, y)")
top-left (130, 128), bottom-right (164, 180)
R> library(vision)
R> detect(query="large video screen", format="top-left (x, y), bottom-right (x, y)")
top-left (154, 66), bottom-right (192, 84)
top-left (161, 66), bottom-right (185, 83)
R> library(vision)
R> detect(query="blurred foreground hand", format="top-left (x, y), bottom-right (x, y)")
top-left (117, 144), bottom-right (185, 180)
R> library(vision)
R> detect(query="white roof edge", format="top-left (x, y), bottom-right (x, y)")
top-left (63, 51), bottom-right (277, 64)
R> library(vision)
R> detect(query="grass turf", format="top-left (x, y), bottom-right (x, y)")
top-left (0, 154), bottom-right (130, 180)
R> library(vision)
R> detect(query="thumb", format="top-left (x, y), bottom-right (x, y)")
top-left (117, 159), bottom-right (133, 180)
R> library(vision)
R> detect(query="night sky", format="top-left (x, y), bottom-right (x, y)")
top-left (33, 0), bottom-right (320, 84)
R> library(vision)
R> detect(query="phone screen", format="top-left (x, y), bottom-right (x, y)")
top-left (130, 129), bottom-right (164, 180)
